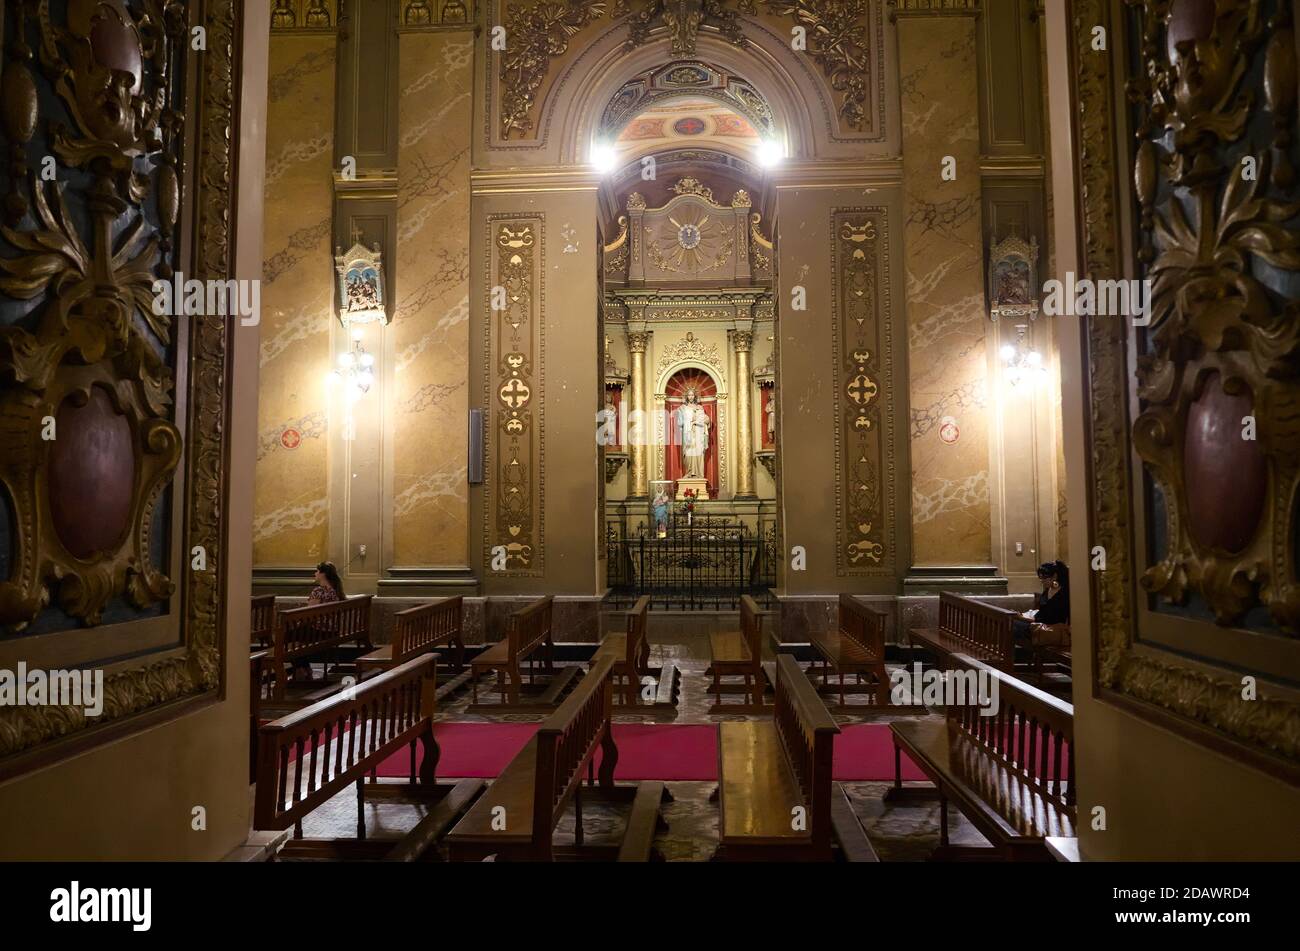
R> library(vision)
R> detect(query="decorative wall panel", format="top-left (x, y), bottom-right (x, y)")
top-left (830, 208), bottom-right (896, 575)
top-left (0, 0), bottom-right (239, 770)
top-left (1074, 0), bottom-right (1300, 781)
top-left (484, 215), bottom-right (545, 574)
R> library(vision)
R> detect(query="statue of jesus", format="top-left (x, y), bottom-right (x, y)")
top-left (674, 388), bottom-right (710, 479)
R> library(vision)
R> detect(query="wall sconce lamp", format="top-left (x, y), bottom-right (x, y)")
top-left (328, 325), bottom-right (375, 400)
top-left (1000, 323), bottom-right (1046, 388)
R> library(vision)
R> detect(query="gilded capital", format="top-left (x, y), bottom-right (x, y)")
top-left (732, 330), bottom-right (753, 352)
top-left (627, 331), bottom-right (651, 353)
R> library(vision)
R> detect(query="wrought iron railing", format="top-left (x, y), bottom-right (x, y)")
top-left (605, 515), bottom-right (778, 609)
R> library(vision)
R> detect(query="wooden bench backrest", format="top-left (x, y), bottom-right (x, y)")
top-left (393, 596), bottom-right (462, 665)
top-left (838, 593), bottom-right (886, 658)
top-left (938, 592), bottom-right (1015, 666)
top-left (254, 654), bottom-right (439, 831)
top-left (945, 653), bottom-right (1076, 819)
top-left (740, 594), bottom-right (762, 671)
top-left (275, 594), bottom-right (374, 663)
top-left (507, 595), bottom-right (553, 660)
top-left (774, 653), bottom-right (839, 850)
top-left (251, 595), bottom-right (276, 646)
top-left (624, 595), bottom-right (650, 668)
top-left (532, 656), bottom-right (616, 856)
top-left (249, 649), bottom-right (271, 783)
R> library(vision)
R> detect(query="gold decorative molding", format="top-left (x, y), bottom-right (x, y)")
top-left (830, 208), bottom-right (894, 575)
top-left (763, 0), bottom-right (872, 130)
top-left (0, 0), bottom-right (237, 769)
top-left (485, 216), bottom-right (545, 573)
top-left (271, 0), bottom-right (337, 31)
top-left (614, 0), bottom-right (748, 54)
top-left (670, 176), bottom-right (716, 203)
top-left (1073, 0), bottom-right (1300, 780)
top-left (888, 0), bottom-right (980, 19)
top-left (498, 0), bottom-right (607, 138)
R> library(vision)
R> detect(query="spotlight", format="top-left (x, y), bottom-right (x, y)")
top-left (758, 139), bottom-right (784, 167)
top-left (1000, 344), bottom-right (1016, 361)
top-left (591, 143), bottom-right (617, 174)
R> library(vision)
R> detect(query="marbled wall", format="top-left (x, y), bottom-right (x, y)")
top-left (391, 32), bottom-right (474, 567)
top-left (254, 37), bottom-right (337, 565)
top-left (897, 18), bottom-right (992, 566)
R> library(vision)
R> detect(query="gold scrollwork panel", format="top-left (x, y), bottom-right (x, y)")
top-left (484, 215), bottom-right (545, 574)
top-left (830, 207), bottom-right (896, 576)
top-left (0, 0), bottom-right (238, 775)
top-left (1073, 0), bottom-right (1300, 782)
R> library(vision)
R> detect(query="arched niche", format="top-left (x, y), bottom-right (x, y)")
top-left (484, 16), bottom-right (860, 166)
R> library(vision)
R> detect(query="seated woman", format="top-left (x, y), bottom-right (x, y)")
top-left (309, 561), bottom-right (344, 605)
top-left (292, 562), bottom-right (345, 681)
top-left (1016, 560), bottom-right (1070, 648)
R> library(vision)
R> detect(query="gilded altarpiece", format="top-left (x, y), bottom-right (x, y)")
top-left (0, 0), bottom-right (239, 773)
top-left (830, 209), bottom-right (895, 576)
top-left (1074, 0), bottom-right (1300, 780)
top-left (484, 216), bottom-right (545, 574)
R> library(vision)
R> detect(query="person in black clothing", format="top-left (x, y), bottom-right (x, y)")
top-left (1014, 560), bottom-right (1071, 646)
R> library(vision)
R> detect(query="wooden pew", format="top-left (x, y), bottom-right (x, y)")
top-left (888, 653), bottom-right (1076, 860)
top-left (357, 596), bottom-right (466, 676)
top-left (446, 657), bottom-right (666, 862)
top-left (808, 594), bottom-right (891, 709)
top-left (706, 594), bottom-right (765, 712)
top-left (254, 653), bottom-right (483, 860)
top-left (251, 594), bottom-right (276, 649)
top-left (270, 594), bottom-right (374, 700)
top-left (249, 650), bottom-right (270, 784)
top-left (591, 594), bottom-right (650, 706)
top-left (715, 654), bottom-right (876, 861)
top-left (470, 595), bottom-right (566, 707)
top-left (908, 592), bottom-right (1016, 673)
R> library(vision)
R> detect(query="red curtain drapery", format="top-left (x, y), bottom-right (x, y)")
top-left (664, 368), bottom-right (719, 498)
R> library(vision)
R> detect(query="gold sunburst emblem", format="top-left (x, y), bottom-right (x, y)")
top-left (647, 210), bottom-right (734, 273)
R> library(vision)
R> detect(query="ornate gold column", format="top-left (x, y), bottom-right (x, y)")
top-left (627, 330), bottom-right (651, 498)
top-left (733, 330), bottom-right (756, 498)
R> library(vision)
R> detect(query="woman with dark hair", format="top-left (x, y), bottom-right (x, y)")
top-left (293, 562), bottom-right (345, 682)
top-left (309, 561), bottom-right (344, 605)
top-left (1017, 560), bottom-right (1070, 647)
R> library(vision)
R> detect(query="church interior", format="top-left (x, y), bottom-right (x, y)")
top-left (1, 0), bottom-right (1299, 877)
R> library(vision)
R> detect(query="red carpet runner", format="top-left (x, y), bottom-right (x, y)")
top-left (375, 722), bottom-right (927, 782)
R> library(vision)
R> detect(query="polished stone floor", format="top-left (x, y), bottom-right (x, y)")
top-left (282, 628), bottom-right (993, 861)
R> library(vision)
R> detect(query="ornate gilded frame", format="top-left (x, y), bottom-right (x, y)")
top-left (1069, 0), bottom-right (1300, 784)
top-left (0, 0), bottom-right (240, 779)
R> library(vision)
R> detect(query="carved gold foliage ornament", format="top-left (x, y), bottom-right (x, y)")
top-left (1130, 0), bottom-right (1300, 630)
top-left (0, 0), bottom-right (190, 630)
top-left (0, 0), bottom-right (238, 768)
top-left (763, 0), bottom-right (870, 130)
top-left (498, 0), bottom-right (607, 138)
top-left (487, 217), bottom-right (544, 573)
top-left (614, 0), bottom-right (748, 55)
top-left (831, 210), bottom-right (891, 574)
top-left (1075, 0), bottom-right (1300, 776)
